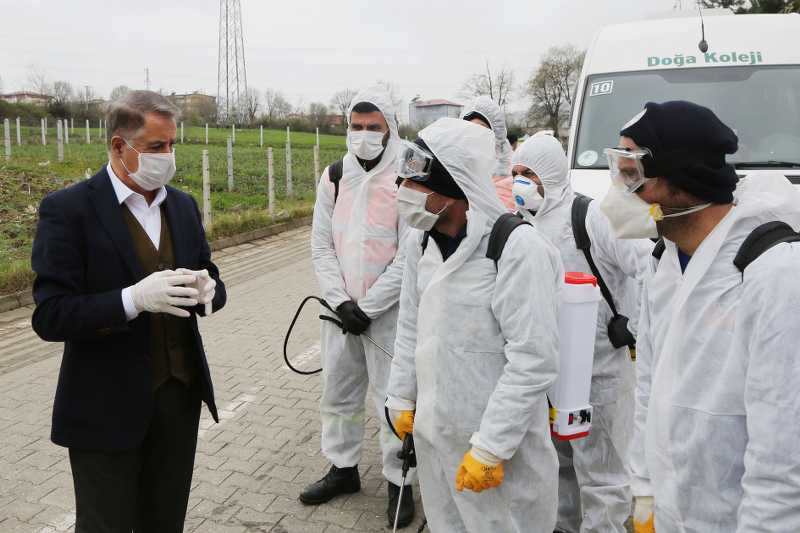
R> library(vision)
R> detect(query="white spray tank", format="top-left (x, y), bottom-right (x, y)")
top-left (549, 272), bottom-right (601, 441)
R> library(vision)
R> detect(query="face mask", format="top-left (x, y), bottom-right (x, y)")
top-left (599, 183), bottom-right (661, 239)
top-left (600, 183), bottom-right (712, 239)
top-left (121, 140), bottom-right (176, 191)
top-left (347, 130), bottom-right (385, 161)
top-left (512, 176), bottom-right (543, 212)
top-left (397, 186), bottom-right (442, 231)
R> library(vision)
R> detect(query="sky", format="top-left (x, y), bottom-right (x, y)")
top-left (1, 0), bottom-right (690, 120)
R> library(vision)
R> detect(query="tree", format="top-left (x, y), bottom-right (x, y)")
top-left (700, 0), bottom-right (798, 10)
top-left (330, 88), bottom-right (357, 121)
top-left (264, 88), bottom-right (292, 122)
top-left (307, 102), bottom-right (329, 128)
top-left (461, 60), bottom-right (515, 108)
top-left (26, 65), bottom-right (50, 95)
top-left (526, 46), bottom-right (585, 139)
top-left (243, 88), bottom-right (260, 124)
top-left (109, 85), bottom-right (130, 102)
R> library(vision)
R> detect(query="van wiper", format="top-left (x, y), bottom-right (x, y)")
top-left (735, 161), bottom-right (800, 169)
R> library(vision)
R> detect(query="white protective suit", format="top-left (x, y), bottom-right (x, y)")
top-left (386, 118), bottom-right (563, 532)
top-left (631, 173), bottom-right (800, 532)
top-left (311, 86), bottom-right (411, 486)
top-left (461, 96), bottom-right (515, 210)
top-left (512, 136), bottom-right (651, 533)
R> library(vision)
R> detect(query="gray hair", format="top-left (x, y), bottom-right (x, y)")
top-left (106, 90), bottom-right (180, 146)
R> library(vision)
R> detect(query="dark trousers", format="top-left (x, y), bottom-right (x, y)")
top-left (69, 379), bottom-right (202, 533)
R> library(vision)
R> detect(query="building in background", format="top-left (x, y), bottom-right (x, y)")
top-left (169, 92), bottom-right (217, 116)
top-left (0, 92), bottom-right (53, 106)
top-left (408, 97), bottom-right (463, 129)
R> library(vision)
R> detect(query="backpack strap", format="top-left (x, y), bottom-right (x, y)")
top-left (486, 213), bottom-right (530, 267)
top-left (734, 221), bottom-right (800, 274)
top-left (570, 195), bottom-right (620, 318)
top-left (328, 159), bottom-right (344, 203)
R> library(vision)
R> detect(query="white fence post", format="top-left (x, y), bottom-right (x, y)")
top-left (85, 120), bottom-right (90, 143)
top-left (202, 149), bottom-right (211, 230)
top-left (231, 124), bottom-right (236, 145)
top-left (41, 118), bottom-right (46, 146)
top-left (260, 125), bottom-right (263, 148)
top-left (56, 120), bottom-right (64, 162)
top-left (15, 117), bottom-right (21, 146)
top-left (70, 117), bottom-right (74, 133)
top-left (316, 127), bottom-right (320, 149)
top-left (313, 144), bottom-right (320, 184)
top-left (64, 118), bottom-right (70, 144)
top-left (227, 136), bottom-right (234, 191)
top-left (205, 123), bottom-right (209, 145)
top-left (285, 126), bottom-right (293, 198)
top-left (3, 119), bottom-right (11, 160)
top-left (267, 147), bottom-right (275, 216)
top-left (180, 122), bottom-right (184, 144)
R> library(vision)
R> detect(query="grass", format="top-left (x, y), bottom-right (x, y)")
top-left (0, 125), bottom-right (346, 296)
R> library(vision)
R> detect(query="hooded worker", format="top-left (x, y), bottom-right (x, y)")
top-left (386, 117), bottom-right (562, 532)
top-left (511, 135), bottom-right (651, 533)
top-left (461, 96), bottom-right (516, 210)
top-left (611, 100), bottom-right (800, 532)
top-left (304, 86), bottom-right (415, 527)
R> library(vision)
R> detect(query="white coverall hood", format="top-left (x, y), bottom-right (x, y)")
top-left (513, 135), bottom-right (571, 234)
top-left (461, 95), bottom-right (513, 177)
top-left (418, 117), bottom-right (506, 224)
top-left (346, 85), bottom-right (400, 167)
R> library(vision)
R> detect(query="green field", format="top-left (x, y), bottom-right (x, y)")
top-left (0, 125), bottom-right (347, 295)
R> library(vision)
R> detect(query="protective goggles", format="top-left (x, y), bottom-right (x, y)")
top-left (397, 140), bottom-right (435, 181)
top-left (604, 147), bottom-right (654, 193)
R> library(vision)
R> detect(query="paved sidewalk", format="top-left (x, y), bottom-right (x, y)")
top-left (0, 227), bottom-right (424, 532)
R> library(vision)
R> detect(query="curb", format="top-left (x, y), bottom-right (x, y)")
top-left (0, 215), bottom-right (313, 314)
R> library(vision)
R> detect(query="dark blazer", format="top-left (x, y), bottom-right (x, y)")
top-left (31, 166), bottom-right (226, 451)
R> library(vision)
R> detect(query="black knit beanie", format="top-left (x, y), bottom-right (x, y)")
top-left (620, 101), bottom-right (739, 203)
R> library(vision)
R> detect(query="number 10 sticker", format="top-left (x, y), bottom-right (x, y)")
top-left (589, 80), bottom-right (614, 97)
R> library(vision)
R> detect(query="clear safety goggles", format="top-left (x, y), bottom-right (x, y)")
top-left (604, 147), bottom-right (654, 193)
top-left (397, 140), bottom-right (435, 181)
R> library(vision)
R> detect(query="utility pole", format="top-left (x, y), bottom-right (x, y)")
top-left (217, 0), bottom-right (248, 124)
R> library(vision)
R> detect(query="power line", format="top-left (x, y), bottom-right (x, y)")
top-left (217, 0), bottom-right (248, 124)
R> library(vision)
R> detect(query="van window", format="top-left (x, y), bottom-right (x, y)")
top-left (574, 66), bottom-right (800, 170)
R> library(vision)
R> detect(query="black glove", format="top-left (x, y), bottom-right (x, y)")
top-left (336, 301), bottom-right (371, 335)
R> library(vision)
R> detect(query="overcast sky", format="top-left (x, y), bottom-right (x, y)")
top-left (1, 0), bottom-right (688, 118)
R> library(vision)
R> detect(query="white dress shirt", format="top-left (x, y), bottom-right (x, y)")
top-left (107, 164), bottom-right (168, 321)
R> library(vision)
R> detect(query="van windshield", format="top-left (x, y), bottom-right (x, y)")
top-left (573, 66), bottom-right (800, 170)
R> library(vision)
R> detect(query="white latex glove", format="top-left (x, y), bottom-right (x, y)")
top-left (130, 270), bottom-right (199, 318)
top-left (177, 268), bottom-right (216, 316)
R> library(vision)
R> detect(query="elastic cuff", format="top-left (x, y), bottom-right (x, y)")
top-left (386, 396), bottom-right (416, 412)
top-left (121, 287), bottom-right (140, 321)
top-left (470, 446), bottom-right (502, 466)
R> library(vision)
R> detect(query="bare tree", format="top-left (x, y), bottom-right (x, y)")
top-left (526, 46), bottom-right (585, 139)
top-left (461, 60), bottom-right (515, 108)
top-left (243, 88), bottom-right (260, 124)
top-left (109, 85), bottom-right (131, 102)
top-left (330, 88), bottom-right (357, 121)
top-left (308, 102), bottom-right (329, 127)
top-left (264, 88), bottom-right (292, 121)
top-left (26, 65), bottom-right (50, 95)
top-left (50, 81), bottom-right (74, 107)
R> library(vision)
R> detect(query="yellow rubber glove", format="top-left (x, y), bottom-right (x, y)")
top-left (394, 410), bottom-right (415, 441)
top-left (455, 448), bottom-right (504, 493)
top-left (633, 496), bottom-right (655, 533)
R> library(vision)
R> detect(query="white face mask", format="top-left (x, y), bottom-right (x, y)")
top-left (121, 140), bottom-right (176, 191)
top-left (512, 176), bottom-right (543, 212)
top-left (600, 182), bottom-right (711, 239)
top-left (347, 130), bottom-right (385, 161)
top-left (397, 185), bottom-right (441, 231)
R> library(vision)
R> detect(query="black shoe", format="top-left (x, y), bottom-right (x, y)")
top-left (298, 464), bottom-right (360, 505)
top-left (387, 482), bottom-right (415, 529)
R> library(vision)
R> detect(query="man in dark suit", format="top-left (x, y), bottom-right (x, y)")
top-left (31, 90), bottom-right (226, 533)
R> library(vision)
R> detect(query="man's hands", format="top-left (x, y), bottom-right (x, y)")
top-left (336, 301), bottom-right (371, 335)
top-left (392, 410), bottom-right (415, 441)
top-left (633, 496), bottom-right (655, 533)
top-left (177, 268), bottom-right (217, 315)
top-left (130, 270), bottom-right (199, 318)
top-left (455, 448), bottom-right (504, 493)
